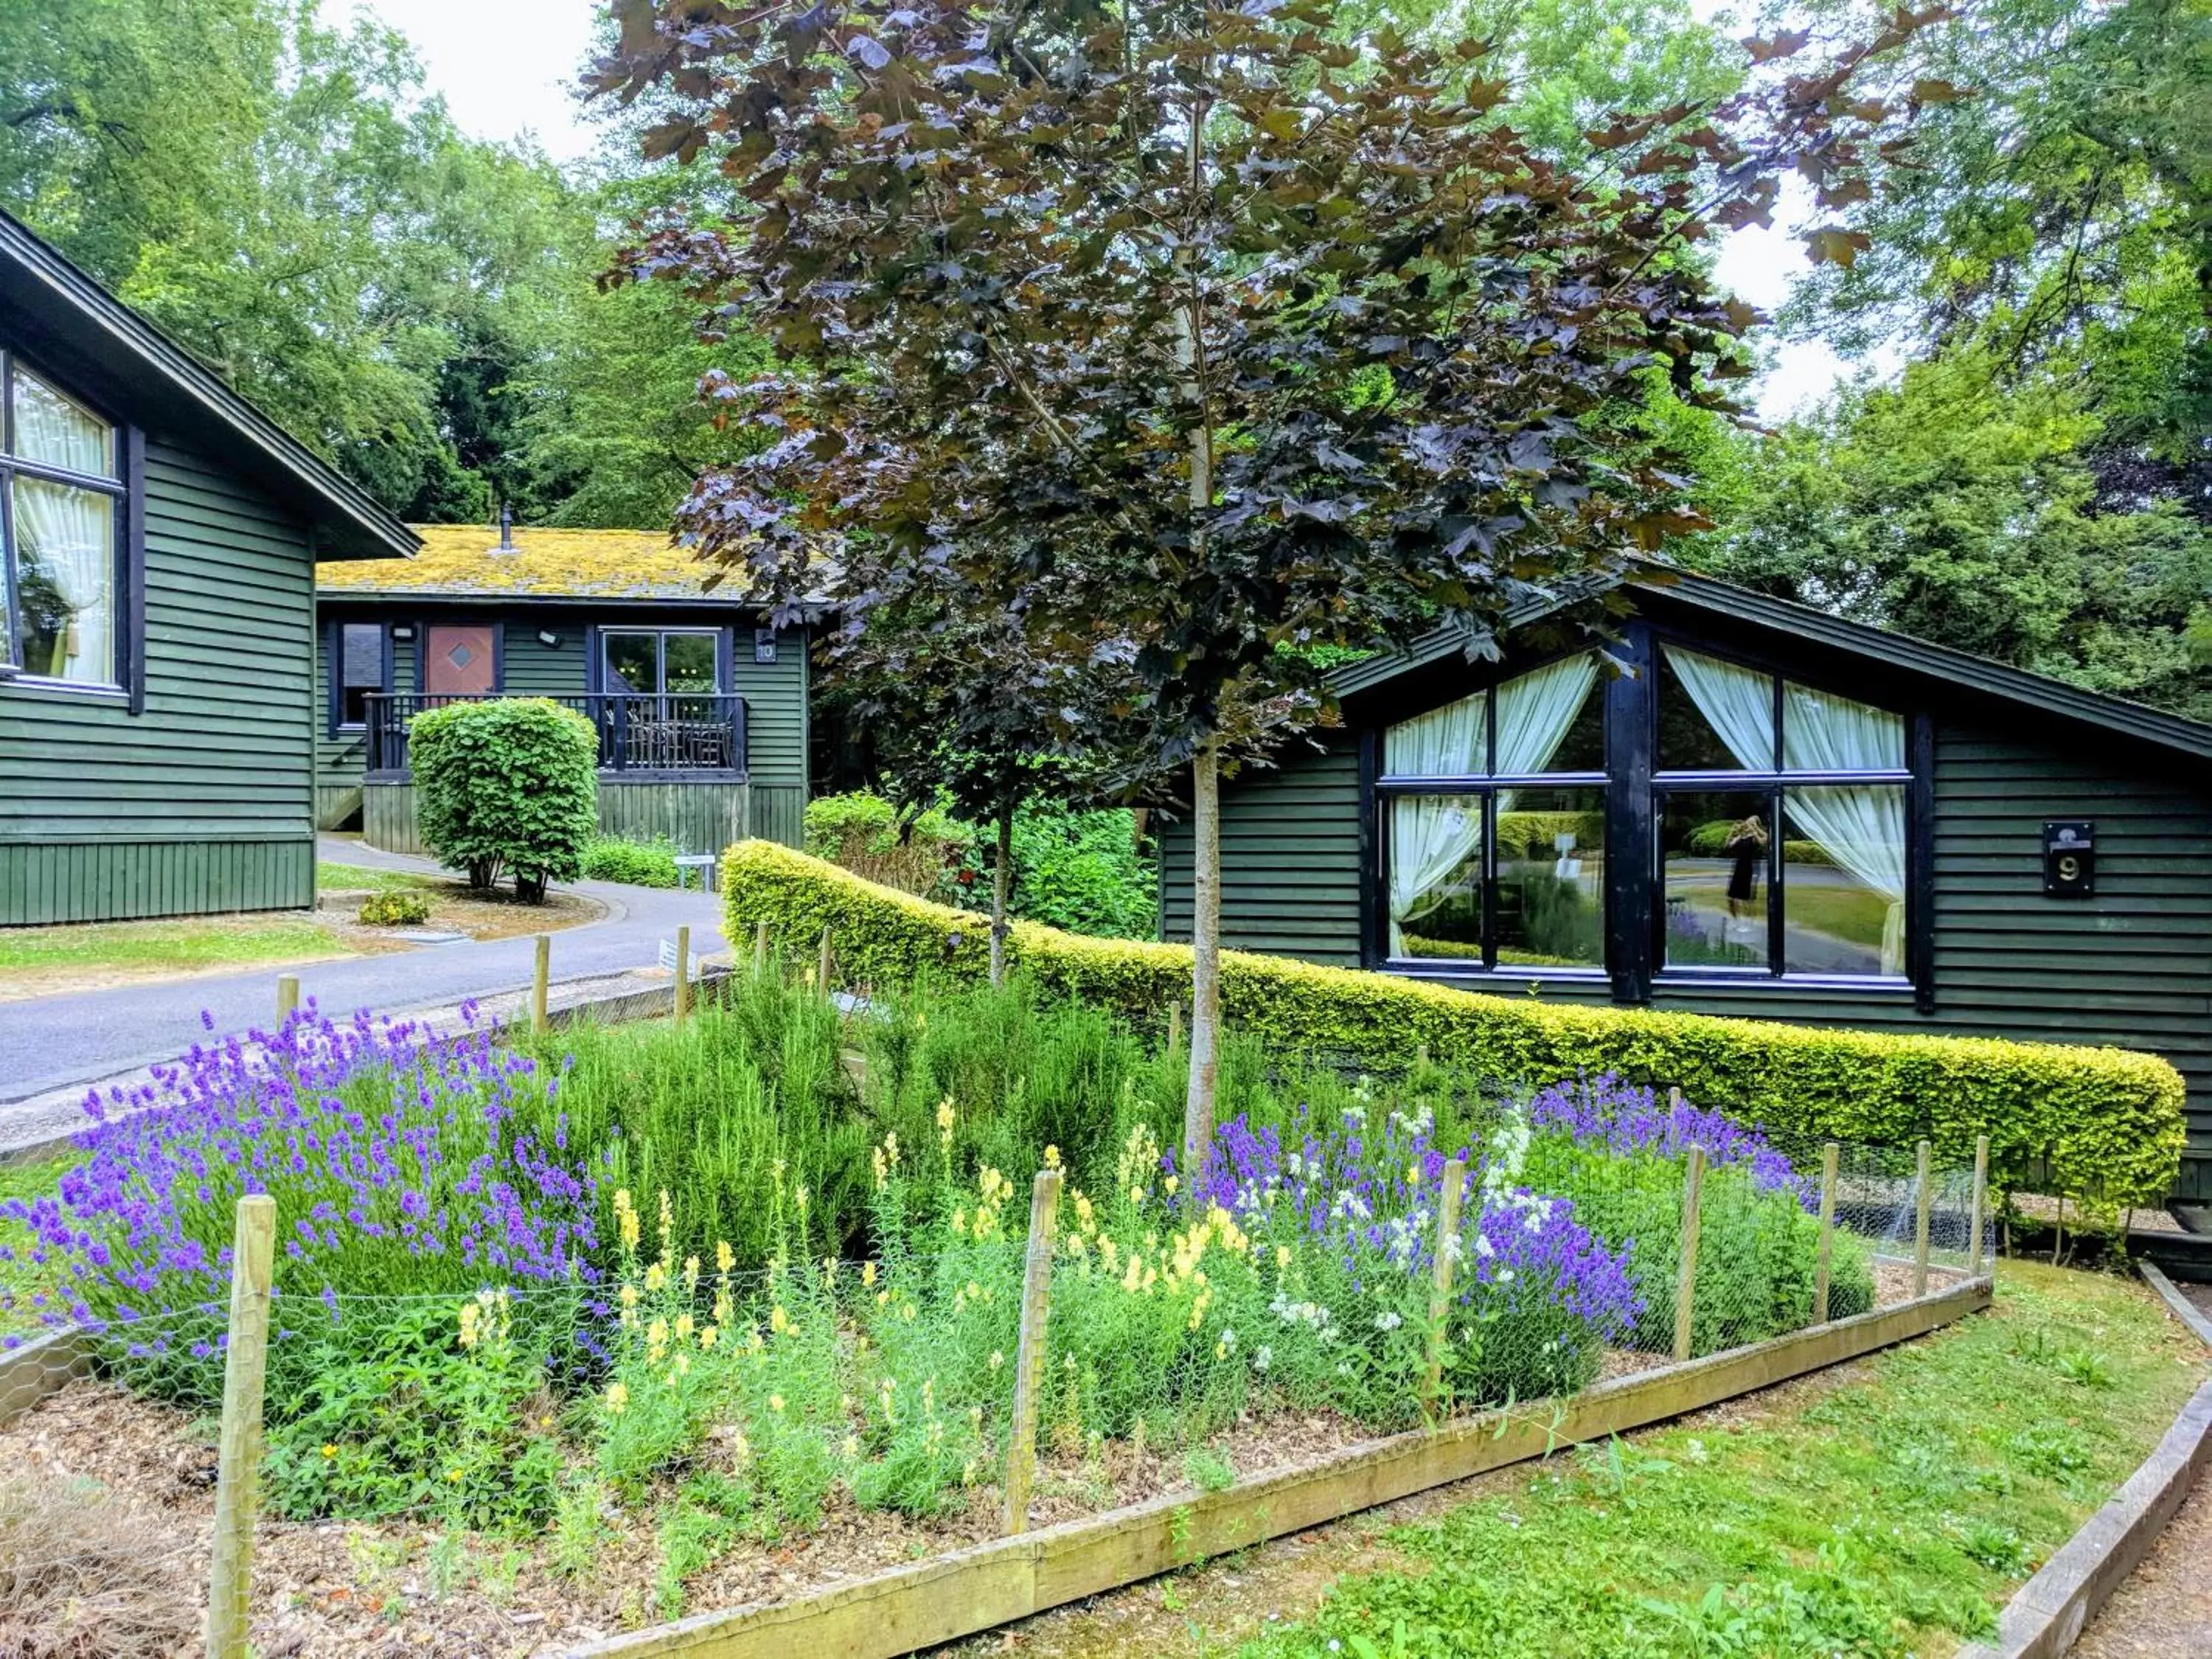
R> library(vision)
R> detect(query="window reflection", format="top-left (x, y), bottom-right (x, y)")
top-left (1495, 787), bottom-right (1604, 968)
top-left (1660, 790), bottom-right (1771, 970)
top-left (1388, 796), bottom-right (1484, 959)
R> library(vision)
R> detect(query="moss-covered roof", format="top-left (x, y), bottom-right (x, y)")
top-left (318, 524), bottom-right (770, 602)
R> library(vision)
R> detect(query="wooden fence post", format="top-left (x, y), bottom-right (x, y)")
top-left (1422, 1158), bottom-right (1467, 1418)
top-left (1166, 1002), bottom-right (1181, 1054)
top-left (531, 934), bottom-right (551, 1034)
top-left (1912, 1138), bottom-right (1933, 1295)
top-left (205, 1194), bottom-right (276, 1658)
top-left (753, 919), bottom-right (769, 973)
top-left (1967, 1135), bottom-right (1990, 1276)
top-left (673, 925), bottom-right (691, 1026)
top-left (1813, 1141), bottom-right (1840, 1325)
top-left (274, 975), bottom-right (299, 1026)
top-left (1672, 1146), bottom-right (1705, 1363)
top-left (818, 925), bottom-right (834, 995)
top-left (1003, 1168), bottom-right (1063, 1537)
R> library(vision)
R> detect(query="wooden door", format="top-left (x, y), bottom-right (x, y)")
top-left (423, 625), bottom-right (496, 695)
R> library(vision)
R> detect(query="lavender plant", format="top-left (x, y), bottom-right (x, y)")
top-left (1517, 1075), bottom-right (1875, 1354)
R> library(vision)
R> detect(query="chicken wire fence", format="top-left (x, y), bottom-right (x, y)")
top-left (51, 1117), bottom-right (1987, 1551)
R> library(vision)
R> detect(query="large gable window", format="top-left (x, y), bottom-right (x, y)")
top-left (1381, 653), bottom-right (1607, 972)
top-left (1656, 645), bottom-right (1909, 980)
top-left (1, 356), bottom-right (124, 689)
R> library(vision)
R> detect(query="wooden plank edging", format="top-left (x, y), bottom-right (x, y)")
top-left (566, 1276), bottom-right (1992, 1658)
top-left (1955, 1370), bottom-right (2212, 1659)
top-left (2140, 1260), bottom-right (2212, 1349)
top-left (0, 1326), bottom-right (91, 1430)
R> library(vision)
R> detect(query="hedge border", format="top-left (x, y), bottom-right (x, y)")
top-left (721, 841), bottom-right (2185, 1205)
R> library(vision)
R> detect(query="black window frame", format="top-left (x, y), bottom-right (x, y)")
top-left (1647, 633), bottom-right (1916, 990)
top-left (595, 625), bottom-right (728, 696)
top-left (0, 347), bottom-right (136, 702)
top-left (1372, 649), bottom-right (1610, 981)
top-left (1361, 621), bottom-right (1935, 1009)
top-left (328, 618), bottom-right (392, 736)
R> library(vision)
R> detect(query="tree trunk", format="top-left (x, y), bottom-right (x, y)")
top-left (1183, 742), bottom-right (1222, 1180)
top-left (990, 804), bottom-right (1014, 987)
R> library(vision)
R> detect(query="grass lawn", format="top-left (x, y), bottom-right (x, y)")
top-left (0, 914), bottom-right (358, 1002)
top-left (964, 1261), bottom-right (2208, 1659)
top-left (315, 860), bottom-right (438, 894)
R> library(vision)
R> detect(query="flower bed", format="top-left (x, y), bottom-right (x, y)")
top-left (0, 974), bottom-right (1938, 1647)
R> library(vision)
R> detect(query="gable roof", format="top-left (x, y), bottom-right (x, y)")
top-left (319, 524), bottom-right (757, 603)
top-left (0, 209), bottom-right (414, 563)
top-left (1330, 562), bottom-right (2212, 765)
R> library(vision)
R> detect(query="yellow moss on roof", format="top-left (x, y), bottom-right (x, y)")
top-left (318, 524), bottom-right (738, 601)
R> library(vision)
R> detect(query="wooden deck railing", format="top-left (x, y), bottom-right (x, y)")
top-left (364, 692), bottom-right (747, 776)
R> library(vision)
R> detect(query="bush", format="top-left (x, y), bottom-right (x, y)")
top-left (356, 890), bottom-right (431, 926)
top-left (580, 834), bottom-right (681, 888)
top-left (410, 699), bottom-right (599, 902)
top-left (720, 840), bottom-right (2187, 1204)
top-left (1009, 804), bottom-right (1156, 939)
top-left (1683, 821), bottom-right (1832, 866)
top-left (804, 790), bottom-right (976, 900)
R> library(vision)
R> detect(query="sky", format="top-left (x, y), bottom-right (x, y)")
top-left (340, 0), bottom-right (1875, 420)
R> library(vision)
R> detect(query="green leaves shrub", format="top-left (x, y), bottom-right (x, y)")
top-left (409, 699), bottom-right (598, 901)
top-left (580, 834), bottom-right (680, 888)
top-left (356, 890), bottom-right (431, 925)
top-left (721, 841), bottom-right (2186, 1205)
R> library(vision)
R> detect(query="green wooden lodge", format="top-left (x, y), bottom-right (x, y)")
top-left (315, 521), bottom-right (812, 859)
top-left (0, 208), bottom-right (414, 925)
top-left (1163, 570), bottom-right (2212, 1200)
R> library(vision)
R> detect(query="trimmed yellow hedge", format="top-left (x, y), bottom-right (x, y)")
top-left (722, 840), bottom-right (2185, 1206)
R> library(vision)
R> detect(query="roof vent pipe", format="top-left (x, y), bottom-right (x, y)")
top-left (497, 499), bottom-right (515, 551)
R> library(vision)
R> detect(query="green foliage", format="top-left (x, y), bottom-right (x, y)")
top-left (264, 1291), bottom-right (567, 1530)
top-left (804, 791), bottom-right (975, 901)
top-left (514, 975), bottom-right (863, 1267)
top-left (580, 835), bottom-right (681, 889)
top-left (1683, 823), bottom-right (1831, 865)
top-left (408, 700), bottom-right (599, 902)
top-left (1692, 352), bottom-right (2212, 719)
top-left (355, 891), bottom-right (431, 926)
top-left (722, 841), bottom-right (2186, 1204)
top-left (1009, 806), bottom-right (1158, 940)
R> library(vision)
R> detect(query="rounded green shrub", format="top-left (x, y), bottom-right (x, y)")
top-left (409, 699), bottom-right (598, 902)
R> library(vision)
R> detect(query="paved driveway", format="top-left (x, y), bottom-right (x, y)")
top-left (0, 838), bottom-right (727, 1107)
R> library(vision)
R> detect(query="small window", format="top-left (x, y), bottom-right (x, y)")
top-left (336, 623), bottom-right (385, 728)
top-left (3, 358), bottom-right (125, 688)
top-left (602, 628), bottom-right (723, 696)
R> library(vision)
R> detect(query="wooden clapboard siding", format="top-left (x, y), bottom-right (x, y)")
top-left (1159, 736), bottom-right (1366, 965)
top-left (597, 782), bottom-right (751, 855)
top-left (748, 784), bottom-right (807, 852)
top-left (0, 839), bottom-right (313, 925)
top-left (364, 779), bottom-right (785, 858)
top-left (1165, 688), bottom-right (2212, 1198)
top-left (315, 785), bottom-right (362, 832)
top-left (1, 439), bottom-right (317, 923)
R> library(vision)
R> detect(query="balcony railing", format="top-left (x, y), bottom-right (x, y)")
top-left (364, 693), bottom-right (747, 776)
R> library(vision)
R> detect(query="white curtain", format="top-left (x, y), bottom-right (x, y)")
top-left (13, 370), bottom-right (111, 476)
top-left (1782, 684), bottom-right (1907, 973)
top-left (1388, 796), bottom-right (1483, 954)
top-left (1494, 652), bottom-right (1599, 818)
top-left (1385, 689), bottom-right (1484, 776)
top-left (1663, 645), bottom-right (1775, 770)
top-left (1385, 654), bottom-right (1601, 953)
top-left (13, 478), bottom-right (114, 684)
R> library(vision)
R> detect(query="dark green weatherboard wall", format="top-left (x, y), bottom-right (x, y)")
top-left (315, 601), bottom-right (810, 848)
top-left (1163, 714), bottom-right (2212, 1203)
top-left (1, 439), bottom-right (316, 925)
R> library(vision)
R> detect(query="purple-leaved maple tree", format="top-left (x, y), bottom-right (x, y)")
top-left (591, 0), bottom-right (1950, 1171)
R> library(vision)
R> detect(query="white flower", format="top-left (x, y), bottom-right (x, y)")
top-left (1253, 1344), bottom-right (1272, 1373)
top-left (1373, 1310), bottom-right (1402, 1332)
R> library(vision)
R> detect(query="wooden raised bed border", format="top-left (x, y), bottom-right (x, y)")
top-left (570, 1275), bottom-right (1993, 1658)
